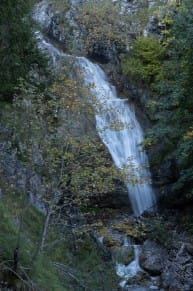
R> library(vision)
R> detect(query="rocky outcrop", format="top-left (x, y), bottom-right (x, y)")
top-left (87, 42), bottom-right (119, 64)
top-left (33, 0), bottom-right (82, 51)
top-left (89, 182), bottom-right (130, 210)
top-left (33, 0), bottom-right (158, 62)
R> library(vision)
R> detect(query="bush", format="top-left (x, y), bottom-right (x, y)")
top-left (121, 36), bottom-right (165, 86)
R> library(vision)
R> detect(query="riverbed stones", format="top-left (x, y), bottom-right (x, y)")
top-left (161, 241), bottom-right (193, 290)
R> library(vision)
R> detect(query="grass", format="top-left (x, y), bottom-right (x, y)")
top-left (0, 182), bottom-right (119, 290)
top-left (0, 185), bottom-right (66, 290)
top-left (47, 0), bottom-right (70, 12)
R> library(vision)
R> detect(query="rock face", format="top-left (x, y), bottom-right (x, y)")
top-left (88, 42), bottom-right (118, 64)
top-left (33, 0), bottom-right (82, 50)
top-left (89, 178), bottom-right (130, 210)
top-left (0, 139), bottom-right (46, 212)
top-left (33, 0), bottom-right (162, 62)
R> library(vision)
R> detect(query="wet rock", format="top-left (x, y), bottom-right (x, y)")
top-left (139, 240), bottom-right (168, 275)
top-left (127, 270), bottom-right (149, 285)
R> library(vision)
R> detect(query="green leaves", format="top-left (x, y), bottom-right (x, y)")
top-left (0, 0), bottom-right (44, 101)
top-left (145, 0), bottom-right (193, 199)
top-left (121, 36), bottom-right (165, 85)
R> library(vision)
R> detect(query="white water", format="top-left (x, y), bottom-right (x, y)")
top-left (78, 58), bottom-right (155, 215)
top-left (33, 0), bottom-right (52, 28)
top-left (33, 1), bottom-right (155, 216)
top-left (116, 244), bottom-right (141, 288)
top-left (34, 31), bottom-right (71, 66)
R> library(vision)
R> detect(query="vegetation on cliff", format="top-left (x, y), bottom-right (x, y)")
top-left (121, 0), bottom-right (193, 204)
top-left (0, 63), bottom-right (120, 288)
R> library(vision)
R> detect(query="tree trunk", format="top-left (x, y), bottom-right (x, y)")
top-left (39, 207), bottom-right (51, 253)
top-left (32, 206), bottom-right (51, 262)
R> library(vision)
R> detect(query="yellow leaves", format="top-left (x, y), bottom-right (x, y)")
top-left (172, 100), bottom-right (180, 107)
top-left (146, 100), bottom-right (158, 111)
top-left (161, 18), bottom-right (173, 26)
top-left (10, 66), bottom-right (118, 209)
top-left (112, 220), bottom-right (146, 239)
top-left (183, 129), bottom-right (193, 141)
top-left (144, 137), bottom-right (153, 147)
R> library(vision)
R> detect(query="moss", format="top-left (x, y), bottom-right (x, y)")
top-left (66, 236), bottom-right (118, 291)
top-left (112, 220), bottom-right (146, 240)
top-left (48, 0), bottom-right (70, 12)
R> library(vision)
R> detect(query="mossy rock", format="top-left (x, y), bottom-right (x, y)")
top-left (111, 246), bottom-right (134, 265)
top-left (103, 235), bottom-right (121, 248)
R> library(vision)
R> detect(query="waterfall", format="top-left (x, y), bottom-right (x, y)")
top-left (33, 2), bottom-right (155, 216)
top-left (78, 57), bottom-right (155, 215)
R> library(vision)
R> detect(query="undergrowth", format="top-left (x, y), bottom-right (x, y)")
top-left (0, 184), bottom-right (118, 290)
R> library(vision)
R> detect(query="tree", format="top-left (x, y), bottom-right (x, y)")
top-left (146, 0), bottom-right (193, 200)
top-left (8, 66), bottom-right (119, 262)
top-left (0, 0), bottom-right (43, 101)
top-left (121, 36), bottom-right (165, 86)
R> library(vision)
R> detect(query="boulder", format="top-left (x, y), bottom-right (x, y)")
top-left (139, 240), bottom-right (168, 275)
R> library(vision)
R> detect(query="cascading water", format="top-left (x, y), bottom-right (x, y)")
top-left (33, 1), bottom-right (155, 216)
top-left (34, 31), bottom-right (71, 66)
top-left (77, 58), bottom-right (156, 215)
